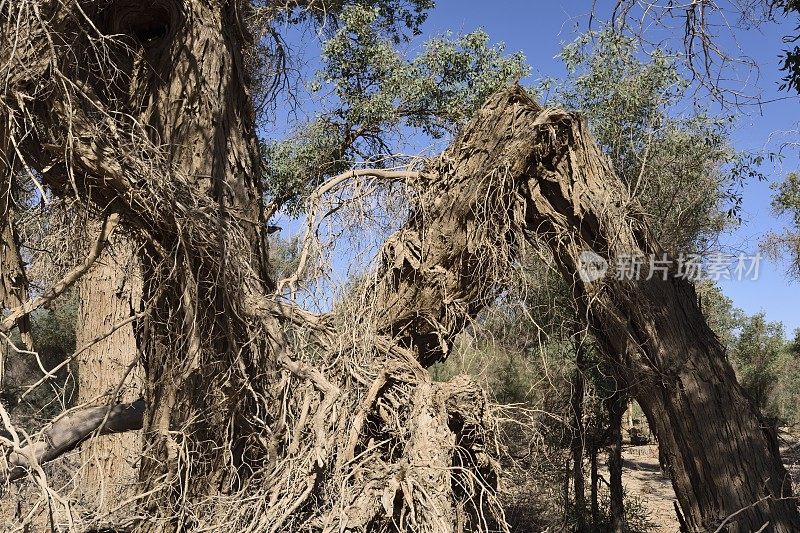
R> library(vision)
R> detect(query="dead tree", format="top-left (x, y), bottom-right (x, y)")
top-left (0, 0), bottom-right (797, 531)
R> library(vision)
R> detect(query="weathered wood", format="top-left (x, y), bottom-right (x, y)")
top-left (2, 399), bottom-right (145, 483)
top-left (495, 86), bottom-right (799, 532)
top-left (75, 236), bottom-right (142, 512)
top-left (333, 85), bottom-right (800, 531)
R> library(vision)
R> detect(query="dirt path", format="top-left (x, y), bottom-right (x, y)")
top-left (621, 434), bottom-right (800, 532)
top-left (621, 444), bottom-right (679, 531)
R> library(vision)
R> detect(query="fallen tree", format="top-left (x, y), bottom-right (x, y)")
top-left (1, 0), bottom-right (797, 531)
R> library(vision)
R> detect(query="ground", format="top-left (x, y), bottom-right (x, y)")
top-left (619, 444), bottom-right (679, 531)
top-left (620, 429), bottom-right (800, 532)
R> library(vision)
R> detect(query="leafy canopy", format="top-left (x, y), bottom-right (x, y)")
top-left (262, 4), bottom-right (528, 214)
top-left (544, 29), bottom-right (763, 252)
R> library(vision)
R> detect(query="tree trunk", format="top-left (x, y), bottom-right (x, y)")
top-left (391, 85), bottom-right (798, 530)
top-left (75, 235), bottom-right (141, 514)
top-left (590, 447), bottom-right (599, 528)
top-left (606, 392), bottom-right (626, 533)
top-left (500, 87), bottom-right (800, 531)
top-left (5, 9), bottom-right (799, 526)
top-left (570, 335), bottom-right (588, 532)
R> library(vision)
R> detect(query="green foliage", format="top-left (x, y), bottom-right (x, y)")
top-left (772, 172), bottom-right (800, 225)
top-left (263, 4), bottom-right (528, 214)
top-left (732, 313), bottom-right (787, 418)
top-left (268, 0), bottom-right (435, 43)
top-left (696, 281), bottom-right (744, 350)
top-left (2, 290), bottom-right (78, 416)
top-left (320, 8), bottom-right (527, 139)
top-left (267, 234), bottom-right (302, 281)
top-left (262, 122), bottom-right (348, 215)
top-left (568, 491), bottom-right (658, 533)
top-left (773, 0), bottom-right (800, 93)
top-left (29, 296), bottom-right (78, 357)
top-left (545, 29), bottom-right (763, 251)
top-left (430, 335), bottom-right (544, 405)
top-left (763, 172), bottom-right (800, 278)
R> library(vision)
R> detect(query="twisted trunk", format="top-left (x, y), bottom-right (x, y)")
top-left (3, 3), bottom-right (797, 527)
top-left (496, 87), bottom-right (799, 531)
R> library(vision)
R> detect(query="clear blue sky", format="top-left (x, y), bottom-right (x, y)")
top-left (277, 1), bottom-right (800, 334)
top-left (425, 1), bottom-right (800, 334)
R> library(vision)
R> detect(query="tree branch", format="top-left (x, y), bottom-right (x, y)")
top-left (0, 212), bottom-right (119, 335)
top-left (1, 398), bottom-right (144, 483)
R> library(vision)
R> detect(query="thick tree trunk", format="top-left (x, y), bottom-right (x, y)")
top-left (488, 87), bottom-right (799, 531)
top-left (1, 0), bottom-right (274, 522)
top-left (5, 5), bottom-right (798, 526)
top-left (379, 85), bottom-right (799, 530)
top-left (75, 236), bottom-right (141, 513)
top-left (606, 392), bottom-right (626, 533)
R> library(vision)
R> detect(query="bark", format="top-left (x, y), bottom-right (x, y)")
top-left (0, 4), bottom-right (503, 528)
top-left (378, 86), bottom-right (800, 530)
top-left (570, 342), bottom-right (587, 532)
top-left (606, 392), bottom-right (626, 533)
top-left (75, 236), bottom-right (141, 513)
top-left (4, 5), bottom-right (798, 527)
top-left (0, 121), bottom-right (32, 350)
top-left (590, 448), bottom-right (600, 529)
top-left (491, 87), bottom-right (799, 531)
top-left (2, 0), bottom-right (276, 521)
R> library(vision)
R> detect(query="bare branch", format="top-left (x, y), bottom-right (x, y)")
top-left (1, 399), bottom-right (144, 484)
top-left (0, 212), bottom-right (119, 335)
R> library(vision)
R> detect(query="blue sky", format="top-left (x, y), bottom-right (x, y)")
top-left (277, 1), bottom-right (800, 334)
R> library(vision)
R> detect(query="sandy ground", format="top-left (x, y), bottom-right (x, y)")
top-left (621, 431), bottom-right (800, 532)
top-left (620, 444), bottom-right (679, 531)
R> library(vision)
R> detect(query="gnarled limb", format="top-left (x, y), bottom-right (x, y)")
top-left (372, 85), bottom-right (799, 530)
top-left (1, 399), bottom-right (145, 484)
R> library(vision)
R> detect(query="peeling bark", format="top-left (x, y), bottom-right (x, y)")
top-left (498, 87), bottom-right (799, 532)
top-left (378, 85), bottom-right (800, 530)
top-left (3, 1), bottom-right (797, 527)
